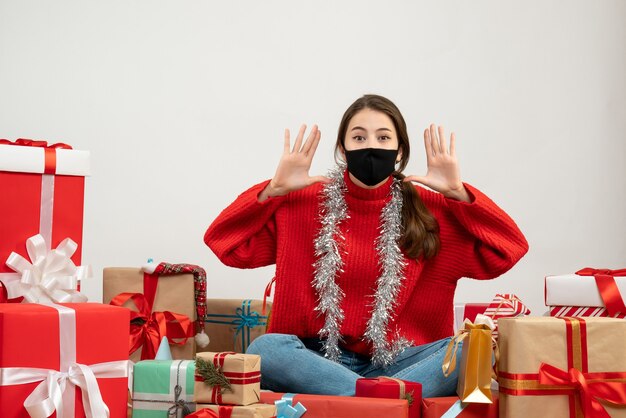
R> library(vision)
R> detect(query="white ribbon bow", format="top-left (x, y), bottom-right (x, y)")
top-left (0, 361), bottom-right (130, 418)
top-left (3, 234), bottom-right (90, 303)
top-left (467, 313), bottom-right (496, 330)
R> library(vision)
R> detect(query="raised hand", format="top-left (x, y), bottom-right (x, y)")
top-left (259, 124), bottom-right (330, 201)
top-left (404, 124), bottom-right (470, 202)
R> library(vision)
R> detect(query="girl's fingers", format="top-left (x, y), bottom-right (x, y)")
top-left (450, 132), bottom-right (456, 156)
top-left (429, 123), bottom-right (439, 156)
top-left (306, 130), bottom-right (322, 161)
top-left (292, 124), bottom-right (307, 153)
top-left (283, 129), bottom-right (291, 154)
top-left (301, 125), bottom-right (318, 154)
top-left (438, 125), bottom-right (447, 154)
top-left (423, 129), bottom-right (433, 161)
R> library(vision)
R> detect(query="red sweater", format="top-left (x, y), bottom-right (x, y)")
top-left (205, 171), bottom-right (528, 356)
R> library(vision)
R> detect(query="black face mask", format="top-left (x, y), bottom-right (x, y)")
top-left (345, 148), bottom-right (398, 187)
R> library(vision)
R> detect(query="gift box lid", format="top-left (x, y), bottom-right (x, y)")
top-left (0, 141), bottom-right (90, 176)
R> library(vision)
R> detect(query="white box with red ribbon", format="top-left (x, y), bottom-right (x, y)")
top-left (0, 138), bottom-right (90, 302)
top-left (545, 268), bottom-right (626, 318)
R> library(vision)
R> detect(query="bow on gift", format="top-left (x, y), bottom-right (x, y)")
top-left (1, 361), bottom-right (128, 418)
top-left (275, 393), bottom-right (307, 418)
top-left (538, 363), bottom-right (626, 418)
top-left (576, 268), bottom-right (626, 316)
top-left (167, 384), bottom-right (193, 417)
top-left (110, 292), bottom-right (193, 360)
top-left (0, 304), bottom-right (131, 418)
top-left (4, 234), bottom-right (90, 303)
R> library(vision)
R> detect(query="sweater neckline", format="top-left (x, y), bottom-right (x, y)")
top-left (343, 170), bottom-right (394, 201)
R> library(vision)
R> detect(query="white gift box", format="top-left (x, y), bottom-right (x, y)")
top-left (544, 273), bottom-right (626, 307)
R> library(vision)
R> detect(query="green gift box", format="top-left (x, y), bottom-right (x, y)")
top-left (132, 360), bottom-right (196, 418)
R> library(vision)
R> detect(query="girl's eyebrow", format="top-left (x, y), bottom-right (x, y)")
top-left (350, 126), bottom-right (393, 132)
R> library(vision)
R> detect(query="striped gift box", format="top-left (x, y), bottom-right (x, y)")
top-left (483, 294), bottom-right (530, 338)
top-left (549, 305), bottom-right (626, 318)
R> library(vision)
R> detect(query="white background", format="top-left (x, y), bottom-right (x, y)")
top-left (1, 1), bottom-right (624, 316)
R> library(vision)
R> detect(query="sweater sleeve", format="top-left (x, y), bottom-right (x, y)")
top-left (431, 183), bottom-right (529, 280)
top-left (204, 180), bottom-right (287, 269)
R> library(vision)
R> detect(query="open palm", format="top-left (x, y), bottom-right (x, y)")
top-left (404, 124), bottom-right (465, 198)
top-left (267, 124), bottom-right (329, 197)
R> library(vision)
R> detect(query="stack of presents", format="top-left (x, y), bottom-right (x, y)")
top-left (1, 138), bottom-right (625, 417)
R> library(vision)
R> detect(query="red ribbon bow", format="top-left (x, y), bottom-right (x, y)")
top-left (0, 138), bottom-right (72, 174)
top-left (110, 292), bottom-right (192, 360)
top-left (576, 268), bottom-right (626, 316)
top-left (0, 138), bottom-right (72, 149)
top-left (539, 363), bottom-right (626, 418)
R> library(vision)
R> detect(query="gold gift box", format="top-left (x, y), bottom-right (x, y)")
top-left (194, 352), bottom-right (261, 406)
top-left (103, 267), bottom-right (196, 361)
top-left (196, 403), bottom-right (275, 418)
top-left (498, 316), bottom-right (626, 417)
top-left (199, 299), bottom-right (271, 354)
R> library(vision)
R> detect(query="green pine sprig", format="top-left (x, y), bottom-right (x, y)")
top-left (195, 357), bottom-right (233, 394)
top-left (404, 390), bottom-right (414, 406)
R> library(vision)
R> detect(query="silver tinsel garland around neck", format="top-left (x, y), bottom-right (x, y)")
top-left (312, 164), bottom-right (411, 367)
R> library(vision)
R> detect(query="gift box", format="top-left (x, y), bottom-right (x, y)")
top-left (131, 359), bottom-right (196, 418)
top-left (498, 316), bottom-right (626, 417)
top-left (421, 393), bottom-right (499, 418)
top-left (194, 352), bottom-right (261, 406)
top-left (454, 295), bottom-right (530, 338)
top-left (545, 268), bottom-right (626, 316)
top-left (260, 392), bottom-right (409, 418)
top-left (0, 139), bottom-right (89, 293)
top-left (201, 299), bottom-right (270, 353)
top-left (103, 264), bottom-right (200, 361)
top-left (194, 404), bottom-right (276, 418)
top-left (0, 303), bottom-right (130, 417)
top-left (355, 377), bottom-right (422, 418)
top-left (453, 304), bottom-right (489, 333)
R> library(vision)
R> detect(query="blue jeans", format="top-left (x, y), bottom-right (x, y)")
top-left (246, 333), bottom-right (461, 398)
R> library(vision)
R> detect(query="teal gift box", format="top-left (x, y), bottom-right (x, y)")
top-left (132, 360), bottom-right (196, 418)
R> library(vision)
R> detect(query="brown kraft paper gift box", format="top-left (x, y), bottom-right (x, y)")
top-left (498, 316), bottom-right (626, 417)
top-left (194, 352), bottom-right (261, 406)
top-left (103, 267), bottom-right (196, 361)
top-left (199, 299), bottom-right (271, 354)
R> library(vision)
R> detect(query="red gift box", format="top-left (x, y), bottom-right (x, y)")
top-left (260, 391), bottom-right (408, 418)
top-left (421, 393), bottom-right (498, 418)
top-left (355, 377), bottom-right (422, 418)
top-left (0, 139), bottom-right (89, 279)
top-left (0, 303), bottom-right (130, 417)
top-left (454, 304), bottom-right (489, 333)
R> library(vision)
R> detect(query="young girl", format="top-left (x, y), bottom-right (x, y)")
top-left (204, 94), bottom-right (528, 397)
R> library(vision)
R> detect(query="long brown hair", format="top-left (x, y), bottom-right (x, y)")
top-left (335, 94), bottom-right (440, 260)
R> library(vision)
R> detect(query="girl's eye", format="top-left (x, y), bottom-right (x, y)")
top-left (353, 136), bottom-right (366, 142)
top-left (379, 136), bottom-right (390, 141)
